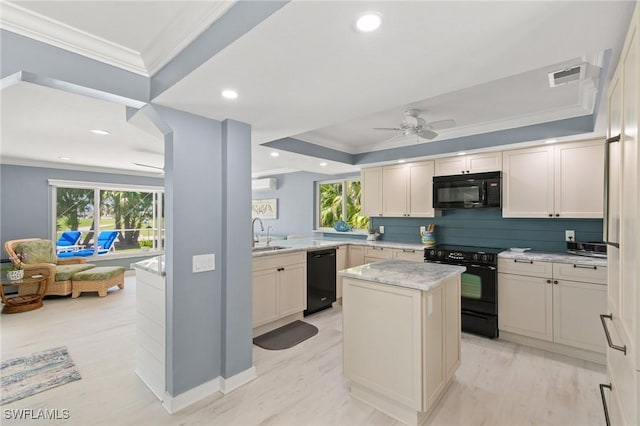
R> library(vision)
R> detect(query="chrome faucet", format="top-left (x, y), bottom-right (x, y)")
top-left (266, 225), bottom-right (274, 245)
top-left (252, 217), bottom-right (264, 247)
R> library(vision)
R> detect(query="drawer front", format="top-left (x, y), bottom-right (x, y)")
top-left (394, 248), bottom-right (424, 262)
top-left (364, 246), bottom-right (394, 260)
top-left (253, 251), bottom-right (306, 271)
top-left (552, 262), bottom-right (607, 285)
top-left (498, 258), bottom-right (553, 278)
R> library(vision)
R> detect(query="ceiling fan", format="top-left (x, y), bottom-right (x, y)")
top-left (374, 109), bottom-right (455, 141)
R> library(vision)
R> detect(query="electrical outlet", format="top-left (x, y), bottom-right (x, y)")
top-left (420, 226), bottom-right (426, 234)
top-left (379, 226), bottom-right (385, 234)
top-left (193, 253), bottom-right (215, 273)
top-left (565, 230), bottom-right (575, 242)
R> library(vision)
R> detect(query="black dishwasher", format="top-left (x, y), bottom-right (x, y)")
top-left (304, 249), bottom-right (336, 316)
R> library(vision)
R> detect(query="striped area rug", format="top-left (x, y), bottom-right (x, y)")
top-left (1, 346), bottom-right (81, 404)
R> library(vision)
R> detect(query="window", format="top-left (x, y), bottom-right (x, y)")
top-left (317, 178), bottom-right (369, 230)
top-left (50, 180), bottom-right (164, 257)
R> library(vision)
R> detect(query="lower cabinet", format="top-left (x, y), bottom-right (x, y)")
top-left (394, 248), bottom-right (425, 262)
top-left (498, 258), bottom-right (607, 359)
top-left (336, 245), bottom-right (348, 299)
top-left (252, 252), bottom-right (306, 333)
top-left (363, 246), bottom-right (393, 264)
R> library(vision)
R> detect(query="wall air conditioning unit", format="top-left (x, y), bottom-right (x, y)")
top-left (252, 178), bottom-right (277, 192)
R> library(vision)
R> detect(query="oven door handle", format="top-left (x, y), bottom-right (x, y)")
top-left (468, 264), bottom-right (496, 271)
top-left (461, 310), bottom-right (492, 320)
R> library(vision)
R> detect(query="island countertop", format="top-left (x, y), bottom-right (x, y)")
top-left (340, 259), bottom-right (465, 292)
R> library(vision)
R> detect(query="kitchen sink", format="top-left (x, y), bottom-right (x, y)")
top-left (252, 245), bottom-right (288, 253)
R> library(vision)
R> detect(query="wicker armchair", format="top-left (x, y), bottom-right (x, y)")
top-left (4, 238), bottom-right (95, 296)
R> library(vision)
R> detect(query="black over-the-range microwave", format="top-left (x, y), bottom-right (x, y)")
top-left (432, 171), bottom-right (501, 209)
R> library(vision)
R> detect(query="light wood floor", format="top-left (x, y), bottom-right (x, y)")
top-left (1, 277), bottom-right (606, 425)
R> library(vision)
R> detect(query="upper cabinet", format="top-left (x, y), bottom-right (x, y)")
top-left (361, 167), bottom-right (382, 217)
top-left (434, 152), bottom-right (502, 176)
top-left (503, 139), bottom-right (604, 218)
top-left (362, 160), bottom-right (435, 218)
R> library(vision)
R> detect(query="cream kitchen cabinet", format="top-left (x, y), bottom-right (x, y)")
top-left (603, 3), bottom-right (640, 425)
top-left (335, 245), bottom-right (348, 299)
top-left (434, 152), bottom-right (502, 176)
top-left (361, 167), bottom-right (382, 217)
top-left (363, 246), bottom-right (393, 264)
top-left (381, 161), bottom-right (435, 217)
top-left (502, 139), bottom-right (604, 218)
top-left (498, 258), bottom-right (607, 360)
top-left (347, 245), bottom-right (364, 267)
top-left (394, 247), bottom-right (425, 262)
top-left (252, 251), bottom-right (306, 336)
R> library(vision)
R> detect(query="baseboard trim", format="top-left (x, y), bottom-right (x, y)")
top-left (220, 366), bottom-right (257, 394)
top-left (160, 366), bottom-right (257, 414)
top-left (499, 331), bottom-right (605, 365)
top-left (162, 378), bottom-right (220, 414)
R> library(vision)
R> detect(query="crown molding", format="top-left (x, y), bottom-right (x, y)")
top-left (143, 1), bottom-right (236, 76)
top-left (0, 157), bottom-right (164, 178)
top-left (0, 1), bottom-right (148, 75)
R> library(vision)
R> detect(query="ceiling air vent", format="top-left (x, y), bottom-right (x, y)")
top-left (548, 64), bottom-right (585, 87)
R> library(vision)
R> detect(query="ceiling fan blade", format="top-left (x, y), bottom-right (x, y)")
top-left (417, 128), bottom-right (438, 140)
top-left (425, 119), bottom-right (456, 131)
top-left (373, 127), bottom-right (403, 131)
top-left (133, 162), bottom-right (164, 170)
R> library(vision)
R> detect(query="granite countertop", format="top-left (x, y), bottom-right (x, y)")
top-left (252, 238), bottom-right (425, 258)
top-left (132, 255), bottom-right (165, 276)
top-left (498, 250), bottom-right (607, 267)
top-left (339, 259), bottom-right (466, 292)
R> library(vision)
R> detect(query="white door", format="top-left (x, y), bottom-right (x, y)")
top-left (502, 146), bottom-right (554, 218)
top-left (466, 152), bottom-right (502, 173)
top-left (382, 164), bottom-right (408, 216)
top-left (434, 156), bottom-right (466, 176)
top-left (361, 167), bottom-right (382, 217)
top-left (407, 161), bottom-right (435, 217)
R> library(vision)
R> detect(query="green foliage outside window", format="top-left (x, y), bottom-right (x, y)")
top-left (319, 179), bottom-right (369, 230)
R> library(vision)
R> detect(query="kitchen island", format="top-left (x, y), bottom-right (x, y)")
top-left (340, 260), bottom-right (465, 426)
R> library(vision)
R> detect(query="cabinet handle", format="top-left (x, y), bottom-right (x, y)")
top-left (466, 170), bottom-right (470, 173)
top-left (548, 214), bottom-right (553, 217)
top-left (553, 280), bottom-right (558, 285)
top-left (277, 267), bottom-right (285, 272)
top-left (600, 313), bottom-right (627, 355)
top-left (402, 249), bottom-right (415, 253)
top-left (461, 170), bottom-right (465, 174)
top-left (514, 259), bottom-right (533, 264)
top-left (573, 264), bottom-right (597, 270)
top-left (599, 383), bottom-right (612, 426)
top-left (604, 134), bottom-right (621, 248)
top-left (373, 247), bottom-right (384, 251)
top-left (546, 279), bottom-right (551, 284)
top-left (555, 214), bottom-right (560, 217)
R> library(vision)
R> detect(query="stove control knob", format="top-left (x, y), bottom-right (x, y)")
top-left (428, 250), bottom-right (436, 258)
top-left (472, 253), bottom-right (479, 261)
top-left (481, 254), bottom-right (488, 262)
top-left (437, 250), bottom-right (443, 258)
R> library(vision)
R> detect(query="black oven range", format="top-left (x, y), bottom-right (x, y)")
top-left (425, 244), bottom-right (504, 338)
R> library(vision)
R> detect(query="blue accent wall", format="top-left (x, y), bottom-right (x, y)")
top-left (370, 209), bottom-right (603, 252)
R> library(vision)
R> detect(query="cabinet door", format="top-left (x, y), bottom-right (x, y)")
top-left (394, 248), bottom-right (424, 262)
top-left (252, 269), bottom-right (279, 327)
top-left (407, 161), bottom-right (435, 217)
top-left (336, 245), bottom-right (347, 299)
top-left (554, 140), bottom-right (604, 218)
top-left (444, 275), bottom-right (461, 382)
top-left (382, 164), bottom-right (408, 216)
top-left (434, 156), bottom-right (466, 176)
top-left (279, 263), bottom-right (306, 317)
top-left (498, 273), bottom-right (553, 341)
top-left (348, 245), bottom-right (365, 268)
top-left (553, 280), bottom-right (606, 353)
top-left (466, 152), bottom-right (502, 173)
top-left (422, 286), bottom-right (444, 411)
top-left (362, 167), bottom-right (382, 217)
top-left (502, 146), bottom-right (554, 218)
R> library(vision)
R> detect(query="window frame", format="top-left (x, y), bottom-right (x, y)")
top-left (315, 177), bottom-right (367, 233)
top-left (49, 179), bottom-right (165, 259)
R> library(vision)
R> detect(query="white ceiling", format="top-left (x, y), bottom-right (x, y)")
top-left (0, 0), bottom-right (635, 177)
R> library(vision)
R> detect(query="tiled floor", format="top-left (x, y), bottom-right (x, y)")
top-left (1, 276), bottom-right (605, 425)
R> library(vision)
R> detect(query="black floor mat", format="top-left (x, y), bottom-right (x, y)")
top-left (253, 320), bottom-right (319, 350)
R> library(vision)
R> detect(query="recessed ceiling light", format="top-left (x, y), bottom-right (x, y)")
top-left (221, 89), bottom-right (238, 99)
top-left (545, 139), bottom-right (557, 144)
top-left (59, 156), bottom-right (71, 160)
top-left (320, 162), bottom-right (328, 167)
top-left (270, 152), bottom-right (279, 157)
top-left (90, 129), bottom-right (110, 135)
top-left (457, 152), bottom-right (467, 156)
top-left (397, 159), bottom-right (406, 163)
top-left (355, 12), bottom-right (382, 32)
